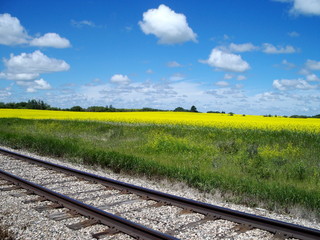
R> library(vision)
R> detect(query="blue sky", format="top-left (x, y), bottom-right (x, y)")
top-left (0, 0), bottom-right (320, 115)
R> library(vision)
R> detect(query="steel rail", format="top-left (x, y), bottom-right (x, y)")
top-left (1, 147), bottom-right (320, 240)
top-left (0, 169), bottom-right (177, 240)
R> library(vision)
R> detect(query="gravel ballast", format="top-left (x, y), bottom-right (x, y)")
top-left (0, 145), bottom-right (319, 239)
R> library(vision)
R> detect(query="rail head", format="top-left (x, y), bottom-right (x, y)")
top-left (0, 169), bottom-right (178, 240)
top-left (1, 147), bottom-right (320, 240)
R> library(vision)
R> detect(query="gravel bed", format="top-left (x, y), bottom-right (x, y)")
top-left (1, 145), bottom-right (319, 239)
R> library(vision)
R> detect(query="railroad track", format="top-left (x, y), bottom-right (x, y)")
top-left (0, 147), bottom-right (320, 240)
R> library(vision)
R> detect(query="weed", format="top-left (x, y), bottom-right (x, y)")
top-left (216, 140), bottom-right (239, 154)
top-left (0, 118), bottom-right (319, 212)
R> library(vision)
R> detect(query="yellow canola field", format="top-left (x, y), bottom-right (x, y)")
top-left (1, 109), bottom-right (320, 133)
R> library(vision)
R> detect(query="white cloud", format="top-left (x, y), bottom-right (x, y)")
top-left (299, 68), bottom-right (311, 75)
top-left (3, 50), bottom-right (69, 77)
top-left (139, 4), bottom-right (197, 44)
top-left (291, 0), bottom-right (320, 16)
top-left (305, 59), bottom-right (320, 70)
top-left (30, 33), bottom-right (71, 48)
top-left (0, 50), bottom-right (70, 81)
top-left (146, 69), bottom-right (154, 74)
top-left (0, 86), bottom-right (12, 98)
top-left (167, 61), bottom-right (182, 67)
top-left (0, 72), bottom-right (39, 81)
top-left (169, 73), bottom-right (185, 81)
top-left (274, 0), bottom-right (320, 16)
top-left (28, 79), bottom-right (51, 92)
top-left (237, 75), bottom-right (247, 81)
top-left (215, 81), bottom-right (230, 87)
top-left (201, 48), bottom-right (250, 72)
top-left (306, 73), bottom-right (320, 81)
top-left (281, 59), bottom-right (296, 69)
top-left (288, 31), bottom-right (300, 37)
top-left (0, 13), bottom-right (30, 45)
top-left (229, 43), bottom-right (259, 52)
top-left (262, 43), bottom-right (297, 54)
top-left (224, 74), bottom-right (233, 79)
top-left (235, 83), bottom-right (244, 89)
top-left (71, 19), bottom-right (96, 28)
top-left (273, 78), bottom-right (317, 90)
top-left (16, 78), bottom-right (52, 92)
top-left (110, 74), bottom-right (130, 84)
top-left (0, 13), bottom-right (71, 48)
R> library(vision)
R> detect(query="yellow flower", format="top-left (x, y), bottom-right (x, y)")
top-left (1, 109), bottom-right (319, 133)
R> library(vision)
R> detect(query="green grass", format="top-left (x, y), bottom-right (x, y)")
top-left (0, 118), bottom-right (320, 215)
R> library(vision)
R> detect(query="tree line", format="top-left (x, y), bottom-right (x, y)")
top-left (0, 99), bottom-right (319, 118)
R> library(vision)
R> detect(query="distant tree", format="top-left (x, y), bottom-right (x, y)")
top-left (49, 107), bottom-right (61, 111)
top-left (26, 99), bottom-right (50, 110)
top-left (5, 102), bottom-right (16, 109)
top-left (207, 111), bottom-right (221, 113)
top-left (87, 106), bottom-right (106, 112)
top-left (108, 105), bottom-right (116, 112)
top-left (141, 107), bottom-right (163, 112)
top-left (290, 115), bottom-right (308, 118)
top-left (70, 106), bottom-right (83, 111)
top-left (229, 112), bottom-right (234, 116)
top-left (190, 105), bottom-right (198, 112)
top-left (174, 107), bottom-right (188, 112)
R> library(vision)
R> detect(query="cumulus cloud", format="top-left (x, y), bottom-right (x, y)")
top-left (306, 73), bottom-right (320, 81)
top-left (30, 33), bottom-right (71, 48)
top-left (274, 0), bottom-right (320, 16)
top-left (262, 43), bottom-right (297, 54)
top-left (167, 61), bottom-right (183, 67)
top-left (237, 75), bottom-right (247, 81)
top-left (218, 42), bottom-right (297, 55)
top-left (290, 0), bottom-right (320, 16)
top-left (305, 59), bottom-right (320, 70)
top-left (0, 13), bottom-right (30, 45)
top-left (273, 78), bottom-right (317, 90)
top-left (110, 74), bottom-right (130, 84)
top-left (28, 79), bottom-right (52, 92)
top-left (201, 48), bottom-right (250, 72)
top-left (1, 50), bottom-right (70, 79)
top-left (139, 4), bottom-right (197, 44)
top-left (0, 72), bottom-right (39, 81)
top-left (82, 80), bottom-right (179, 107)
top-left (0, 13), bottom-right (71, 47)
top-left (229, 43), bottom-right (259, 52)
top-left (224, 74), bottom-right (233, 79)
top-left (0, 86), bottom-right (12, 98)
top-left (0, 50), bottom-right (70, 81)
top-left (16, 78), bottom-right (52, 92)
top-left (215, 81), bottom-right (230, 87)
top-left (281, 59), bottom-right (296, 69)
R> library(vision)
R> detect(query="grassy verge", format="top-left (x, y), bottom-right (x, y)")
top-left (0, 118), bottom-right (319, 215)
